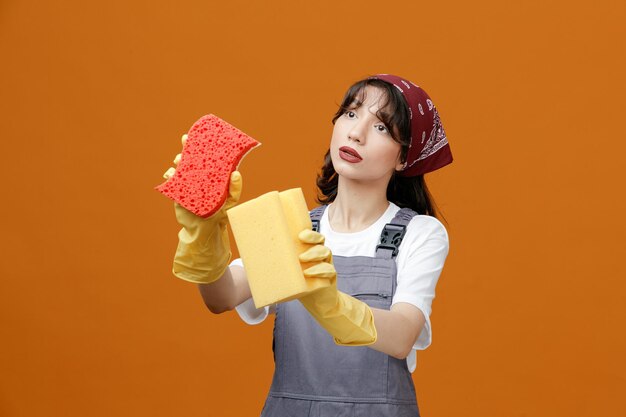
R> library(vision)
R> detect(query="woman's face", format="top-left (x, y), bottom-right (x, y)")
top-left (330, 85), bottom-right (405, 183)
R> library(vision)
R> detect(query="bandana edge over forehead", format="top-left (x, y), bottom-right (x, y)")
top-left (368, 74), bottom-right (453, 177)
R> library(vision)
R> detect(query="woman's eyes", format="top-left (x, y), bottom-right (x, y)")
top-left (345, 110), bottom-right (356, 118)
top-left (344, 110), bottom-right (389, 133)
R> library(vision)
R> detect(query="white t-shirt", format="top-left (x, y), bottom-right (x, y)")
top-left (232, 201), bottom-right (449, 373)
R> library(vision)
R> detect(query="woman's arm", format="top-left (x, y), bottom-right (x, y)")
top-left (369, 303), bottom-right (425, 360)
top-left (197, 265), bottom-right (252, 314)
top-left (369, 217), bottom-right (448, 359)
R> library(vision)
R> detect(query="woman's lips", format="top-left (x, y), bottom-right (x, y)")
top-left (339, 146), bottom-right (362, 163)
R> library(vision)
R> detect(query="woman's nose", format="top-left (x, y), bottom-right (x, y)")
top-left (348, 122), bottom-right (366, 143)
top-left (348, 131), bottom-right (360, 143)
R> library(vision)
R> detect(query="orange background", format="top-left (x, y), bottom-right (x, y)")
top-left (1, 1), bottom-right (625, 416)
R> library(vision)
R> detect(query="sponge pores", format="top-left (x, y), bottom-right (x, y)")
top-left (156, 114), bottom-right (260, 218)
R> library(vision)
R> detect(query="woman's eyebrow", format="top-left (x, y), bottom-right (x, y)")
top-left (346, 99), bottom-right (390, 121)
top-left (377, 110), bottom-right (391, 120)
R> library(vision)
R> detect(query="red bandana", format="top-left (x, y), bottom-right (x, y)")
top-left (369, 74), bottom-right (453, 177)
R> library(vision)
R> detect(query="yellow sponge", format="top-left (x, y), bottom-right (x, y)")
top-left (226, 188), bottom-right (330, 308)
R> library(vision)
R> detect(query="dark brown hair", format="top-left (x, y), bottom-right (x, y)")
top-left (316, 77), bottom-right (446, 222)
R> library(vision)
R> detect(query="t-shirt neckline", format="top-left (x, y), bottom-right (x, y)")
top-left (323, 202), bottom-right (396, 237)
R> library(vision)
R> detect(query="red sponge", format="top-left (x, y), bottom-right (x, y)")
top-left (155, 114), bottom-right (261, 218)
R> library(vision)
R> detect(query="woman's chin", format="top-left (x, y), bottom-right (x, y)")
top-left (335, 169), bottom-right (374, 183)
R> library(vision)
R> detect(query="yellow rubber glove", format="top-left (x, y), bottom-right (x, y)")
top-left (297, 229), bottom-right (378, 346)
top-left (163, 134), bottom-right (243, 284)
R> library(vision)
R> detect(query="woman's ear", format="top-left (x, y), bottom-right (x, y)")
top-left (395, 151), bottom-right (406, 172)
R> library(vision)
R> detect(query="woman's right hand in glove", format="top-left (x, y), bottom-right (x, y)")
top-left (163, 134), bottom-right (243, 284)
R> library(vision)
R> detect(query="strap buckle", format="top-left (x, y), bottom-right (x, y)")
top-left (376, 223), bottom-right (407, 258)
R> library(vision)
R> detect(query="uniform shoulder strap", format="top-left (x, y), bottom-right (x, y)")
top-left (375, 207), bottom-right (419, 259)
top-left (309, 205), bottom-right (327, 232)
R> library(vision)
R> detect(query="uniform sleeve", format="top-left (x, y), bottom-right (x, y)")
top-left (391, 216), bottom-right (449, 350)
top-left (230, 258), bottom-right (274, 325)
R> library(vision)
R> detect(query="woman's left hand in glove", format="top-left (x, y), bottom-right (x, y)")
top-left (296, 229), bottom-right (378, 346)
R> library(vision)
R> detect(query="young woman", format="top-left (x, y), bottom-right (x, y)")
top-left (165, 74), bottom-right (453, 416)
